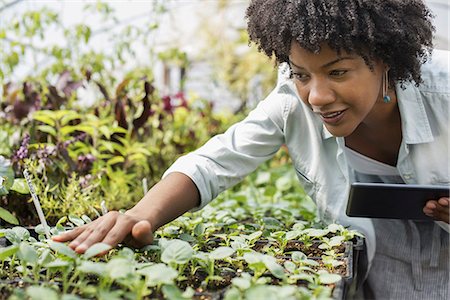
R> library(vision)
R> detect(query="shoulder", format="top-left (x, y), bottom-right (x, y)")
top-left (418, 49), bottom-right (449, 94)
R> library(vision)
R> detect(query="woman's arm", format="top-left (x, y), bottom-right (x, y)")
top-left (52, 172), bottom-right (200, 253)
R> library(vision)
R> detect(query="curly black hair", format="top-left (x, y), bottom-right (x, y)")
top-left (246, 0), bottom-right (435, 86)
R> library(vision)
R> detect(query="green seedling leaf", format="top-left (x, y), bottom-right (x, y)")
top-left (327, 223), bottom-right (342, 233)
top-left (162, 284), bottom-right (190, 300)
top-left (81, 214), bottom-right (92, 223)
top-left (140, 263), bottom-right (178, 286)
top-left (231, 276), bottom-right (251, 290)
top-left (10, 178), bottom-right (29, 194)
top-left (284, 261), bottom-right (296, 273)
top-left (289, 273), bottom-right (315, 284)
top-left (45, 259), bottom-right (71, 269)
top-left (318, 271), bottom-right (341, 284)
top-left (0, 245), bottom-right (19, 260)
top-left (179, 233), bottom-right (196, 242)
top-left (56, 216), bottom-right (68, 227)
top-left (302, 228), bottom-right (328, 238)
top-left (26, 286), bottom-right (58, 300)
top-left (0, 207), bottom-right (19, 225)
top-left (68, 215), bottom-right (85, 227)
top-left (62, 295), bottom-right (83, 300)
top-left (193, 223), bottom-right (205, 236)
top-left (224, 287), bottom-right (242, 300)
top-left (275, 175), bottom-right (292, 191)
top-left (246, 230), bottom-right (262, 241)
top-left (77, 261), bottom-right (106, 275)
top-left (161, 239), bottom-right (193, 265)
top-left (292, 222), bottom-right (306, 231)
top-left (262, 255), bottom-right (285, 279)
top-left (291, 251), bottom-right (307, 263)
top-left (84, 242), bottom-right (112, 259)
top-left (11, 227), bottom-right (30, 241)
top-left (163, 225), bottom-right (180, 235)
top-left (106, 257), bottom-right (134, 279)
top-left (285, 230), bottom-right (300, 241)
top-left (209, 246), bottom-right (235, 260)
top-left (329, 236), bottom-right (345, 247)
top-left (245, 286), bottom-right (279, 300)
top-left (18, 242), bottom-right (38, 264)
top-left (255, 171), bottom-right (271, 185)
top-left (38, 249), bottom-right (53, 265)
top-left (35, 224), bottom-right (49, 236)
top-left (48, 240), bottom-right (77, 259)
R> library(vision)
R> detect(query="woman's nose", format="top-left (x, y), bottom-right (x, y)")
top-left (307, 81), bottom-right (335, 108)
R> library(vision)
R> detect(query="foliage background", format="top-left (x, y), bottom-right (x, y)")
top-left (0, 0), bottom-right (279, 224)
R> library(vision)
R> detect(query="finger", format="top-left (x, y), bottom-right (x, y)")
top-left (68, 228), bottom-right (94, 250)
top-left (423, 200), bottom-right (438, 217)
top-left (129, 220), bottom-right (153, 248)
top-left (73, 212), bottom-right (120, 253)
top-left (51, 225), bottom-right (86, 242)
top-left (438, 197), bottom-right (449, 207)
top-left (433, 203), bottom-right (449, 223)
top-left (100, 217), bottom-right (136, 249)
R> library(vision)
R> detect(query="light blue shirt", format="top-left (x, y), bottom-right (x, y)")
top-left (164, 49), bottom-right (449, 266)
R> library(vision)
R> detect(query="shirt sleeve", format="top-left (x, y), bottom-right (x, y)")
top-left (162, 88), bottom-right (290, 210)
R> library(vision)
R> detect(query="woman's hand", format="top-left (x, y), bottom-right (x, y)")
top-left (423, 197), bottom-right (449, 224)
top-left (51, 211), bottom-right (154, 254)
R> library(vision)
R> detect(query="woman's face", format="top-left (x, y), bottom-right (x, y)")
top-left (289, 42), bottom-right (387, 137)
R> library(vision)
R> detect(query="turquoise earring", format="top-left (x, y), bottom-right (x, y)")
top-left (383, 70), bottom-right (391, 103)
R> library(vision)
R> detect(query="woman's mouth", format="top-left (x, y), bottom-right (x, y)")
top-left (319, 110), bottom-right (346, 125)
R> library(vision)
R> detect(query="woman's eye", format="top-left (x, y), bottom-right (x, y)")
top-left (292, 73), bottom-right (309, 81)
top-left (329, 70), bottom-right (347, 77)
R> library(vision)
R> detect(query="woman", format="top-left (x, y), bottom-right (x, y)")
top-left (54, 0), bottom-right (449, 298)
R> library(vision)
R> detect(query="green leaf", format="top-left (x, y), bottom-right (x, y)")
top-left (106, 156), bottom-right (125, 166)
top-left (231, 276), bottom-right (251, 290)
top-left (209, 246), bottom-right (235, 260)
top-left (10, 178), bottom-right (29, 194)
top-left (106, 257), bottom-right (134, 279)
top-left (139, 263), bottom-right (178, 286)
top-left (329, 236), bottom-right (345, 247)
top-left (11, 227), bottom-right (30, 241)
top-left (285, 230), bottom-right (300, 241)
top-left (84, 243), bottom-right (111, 259)
top-left (18, 242), bottom-right (38, 264)
top-left (255, 171), bottom-right (271, 185)
top-left (48, 240), bottom-right (77, 259)
top-left (37, 125), bottom-right (57, 137)
top-left (33, 111), bottom-right (56, 126)
top-left (68, 215), bottom-right (85, 227)
top-left (0, 245), bottom-right (19, 260)
top-left (0, 156), bottom-right (14, 195)
top-left (62, 295), bottom-right (83, 300)
top-left (0, 207), bottom-right (19, 225)
top-left (45, 259), bottom-right (71, 269)
top-left (291, 251), bottom-right (307, 263)
top-left (26, 286), bottom-right (58, 300)
top-left (318, 271), bottom-right (341, 284)
top-left (161, 239), bottom-right (193, 265)
top-left (262, 255), bottom-right (285, 279)
top-left (60, 125), bottom-right (95, 136)
top-left (77, 261), bottom-right (106, 275)
top-left (161, 284), bottom-right (188, 300)
top-left (60, 111), bottom-right (81, 126)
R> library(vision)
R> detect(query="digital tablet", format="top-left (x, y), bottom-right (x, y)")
top-left (346, 182), bottom-right (449, 220)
